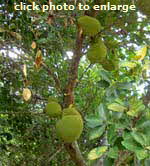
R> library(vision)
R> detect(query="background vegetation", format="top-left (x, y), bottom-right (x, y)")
top-left (0, 0), bottom-right (150, 165)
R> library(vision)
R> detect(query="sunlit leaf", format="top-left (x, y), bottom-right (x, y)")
top-left (35, 50), bottom-right (42, 69)
top-left (142, 60), bottom-right (150, 70)
top-left (108, 103), bottom-right (127, 112)
top-left (120, 61), bottom-right (137, 68)
top-left (134, 46), bottom-right (147, 60)
top-left (127, 109), bottom-right (138, 117)
top-left (127, 102), bottom-right (145, 117)
top-left (23, 64), bottom-right (27, 77)
top-left (31, 41), bottom-right (36, 49)
top-left (88, 146), bottom-right (108, 160)
top-left (22, 88), bottom-right (31, 101)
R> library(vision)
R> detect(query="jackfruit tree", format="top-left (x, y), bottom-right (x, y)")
top-left (0, 0), bottom-right (150, 166)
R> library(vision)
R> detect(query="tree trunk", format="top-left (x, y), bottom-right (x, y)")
top-left (63, 27), bottom-right (87, 166)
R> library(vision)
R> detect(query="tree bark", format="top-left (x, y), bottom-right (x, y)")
top-left (64, 27), bottom-right (83, 107)
top-left (63, 27), bottom-right (87, 165)
top-left (64, 142), bottom-right (87, 166)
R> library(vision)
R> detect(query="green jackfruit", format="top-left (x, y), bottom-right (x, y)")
top-left (63, 108), bottom-right (81, 117)
top-left (78, 16), bottom-right (102, 36)
top-left (56, 115), bottom-right (83, 143)
top-left (48, 96), bottom-right (58, 103)
top-left (45, 102), bottom-right (62, 117)
top-left (137, 0), bottom-right (150, 17)
top-left (87, 39), bottom-right (107, 64)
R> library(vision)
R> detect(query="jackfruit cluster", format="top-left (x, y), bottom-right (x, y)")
top-left (78, 16), bottom-right (102, 36)
top-left (56, 108), bottom-right (83, 143)
top-left (45, 101), bottom-right (62, 118)
top-left (87, 39), bottom-right (107, 64)
top-left (137, 0), bottom-right (150, 17)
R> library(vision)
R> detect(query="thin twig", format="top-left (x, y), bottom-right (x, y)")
top-left (49, 146), bottom-right (63, 162)
top-left (76, 63), bottom-right (93, 87)
top-left (41, 62), bottom-right (61, 93)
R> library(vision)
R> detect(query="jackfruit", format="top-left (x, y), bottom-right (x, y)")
top-left (78, 16), bottom-right (102, 36)
top-left (45, 101), bottom-right (62, 117)
top-left (48, 96), bottom-right (58, 103)
top-left (56, 115), bottom-right (83, 143)
top-left (63, 108), bottom-right (81, 117)
top-left (87, 39), bottom-right (107, 64)
top-left (137, 0), bottom-right (150, 17)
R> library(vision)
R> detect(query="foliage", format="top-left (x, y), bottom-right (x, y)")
top-left (0, 0), bottom-right (150, 165)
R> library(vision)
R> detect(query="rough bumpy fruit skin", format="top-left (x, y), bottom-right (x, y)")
top-left (87, 39), bottom-right (107, 64)
top-left (45, 102), bottom-right (62, 117)
top-left (63, 108), bottom-right (81, 117)
top-left (137, 0), bottom-right (150, 17)
top-left (48, 96), bottom-right (58, 103)
top-left (56, 115), bottom-right (83, 143)
top-left (78, 16), bottom-right (101, 36)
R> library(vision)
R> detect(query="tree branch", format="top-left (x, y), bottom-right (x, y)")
top-left (64, 142), bottom-right (87, 166)
top-left (76, 64), bottom-right (93, 87)
top-left (64, 28), bottom-right (84, 107)
top-left (49, 146), bottom-right (63, 162)
top-left (63, 25), bottom-right (87, 165)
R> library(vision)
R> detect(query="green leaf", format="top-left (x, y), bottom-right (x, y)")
top-left (135, 149), bottom-right (148, 160)
top-left (137, 120), bottom-right (150, 129)
top-left (98, 80), bottom-right (110, 88)
top-left (97, 104), bottom-right (107, 121)
top-left (107, 147), bottom-right (118, 159)
top-left (99, 70), bottom-right (111, 83)
top-left (108, 103), bottom-right (127, 112)
top-left (127, 99), bottom-right (145, 117)
top-left (121, 137), bottom-right (142, 152)
top-left (88, 146), bottom-right (108, 160)
top-left (135, 46), bottom-right (147, 60)
top-left (122, 131), bottom-right (144, 152)
top-left (116, 82), bottom-right (132, 90)
top-left (127, 109), bottom-right (139, 117)
top-left (89, 126), bottom-right (105, 140)
top-left (145, 158), bottom-right (150, 166)
top-left (37, 38), bottom-right (48, 44)
top-left (86, 116), bottom-right (103, 128)
top-left (131, 131), bottom-right (147, 146)
top-left (107, 125), bottom-right (117, 145)
top-left (127, 105), bottom-right (145, 117)
top-left (120, 61), bottom-right (137, 68)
